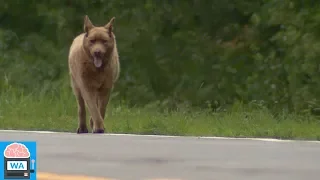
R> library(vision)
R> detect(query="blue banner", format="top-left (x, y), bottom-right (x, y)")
top-left (0, 141), bottom-right (37, 180)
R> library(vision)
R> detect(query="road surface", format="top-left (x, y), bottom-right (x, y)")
top-left (0, 130), bottom-right (320, 180)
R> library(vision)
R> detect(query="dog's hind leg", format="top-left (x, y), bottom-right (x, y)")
top-left (89, 98), bottom-right (99, 129)
top-left (99, 88), bottom-right (112, 124)
top-left (89, 88), bottom-right (112, 130)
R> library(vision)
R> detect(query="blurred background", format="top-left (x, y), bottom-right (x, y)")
top-left (1, 0), bottom-right (320, 115)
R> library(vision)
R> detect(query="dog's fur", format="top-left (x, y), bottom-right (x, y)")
top-left (68, 15), bottom-right (120, 133)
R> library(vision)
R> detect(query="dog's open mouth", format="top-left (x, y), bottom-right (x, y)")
top-left (93, 57), bottom-right (103, 68)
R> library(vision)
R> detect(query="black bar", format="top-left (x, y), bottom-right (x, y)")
top-left (6, 172), bottom-right (25, 177)
top-left (30, 170), bottom-right (35, 173)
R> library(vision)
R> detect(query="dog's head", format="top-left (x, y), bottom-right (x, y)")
top-left (83, 15), bottom-right (115, 68)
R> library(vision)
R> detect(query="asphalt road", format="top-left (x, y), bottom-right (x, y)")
top-left (1, 130), bottom-right (320, 180)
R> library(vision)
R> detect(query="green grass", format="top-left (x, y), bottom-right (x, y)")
top-left (0, 88), bottom-right (320, 141)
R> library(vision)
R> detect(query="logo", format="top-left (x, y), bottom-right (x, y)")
top-left (0, 142), bottom-right (37, 180)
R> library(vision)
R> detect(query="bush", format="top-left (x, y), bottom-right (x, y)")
top-left (0, 0), bottom-right (319, 114)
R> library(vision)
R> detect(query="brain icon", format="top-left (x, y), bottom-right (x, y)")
top-left (4, 142), bottom-right (30, 158)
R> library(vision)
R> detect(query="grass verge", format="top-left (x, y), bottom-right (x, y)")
top-left (0, 88), bottom-right (319, 141)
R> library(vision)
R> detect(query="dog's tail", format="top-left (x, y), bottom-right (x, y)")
top-left (112, 58), bottom-right (120, 83)
top-left (112, 43), bottom-right (120, 83)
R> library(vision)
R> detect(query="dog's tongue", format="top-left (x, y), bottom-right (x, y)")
top-left (93, 57), bottom-right (102, 68)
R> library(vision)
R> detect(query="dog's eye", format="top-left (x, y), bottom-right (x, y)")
top-left (102, 40), bottom-right (107, 44)
top-left (90, 39), bottom-right (96, 43)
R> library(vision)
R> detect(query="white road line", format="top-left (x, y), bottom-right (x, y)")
top-left (0, 129), bottom-right (319, 143)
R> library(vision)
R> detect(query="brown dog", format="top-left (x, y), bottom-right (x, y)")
top-left (68, 15), bottom-right (120, 133)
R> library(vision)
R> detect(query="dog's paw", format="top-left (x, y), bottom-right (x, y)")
top-left (92, 128), bottom-right (105, 134)
top-left (76, 127), bottom-right (89, 134)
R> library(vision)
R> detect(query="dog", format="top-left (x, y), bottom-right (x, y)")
top-left (68, 15), bottom-right (120, 133)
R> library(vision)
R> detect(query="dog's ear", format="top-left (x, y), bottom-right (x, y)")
top-left (104, 17), bottom-right (115, 36)
top-left (84, 15), bottom-right (94, 36)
